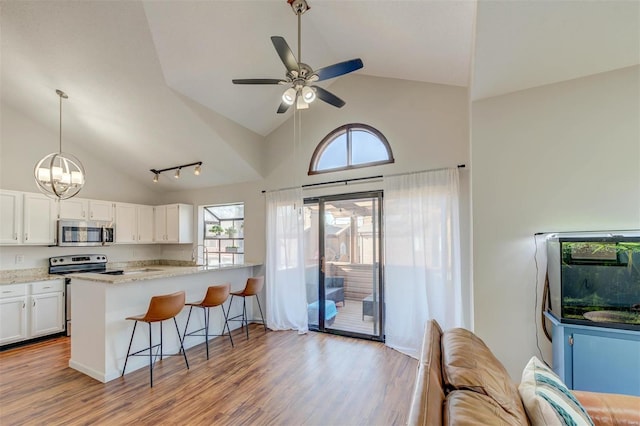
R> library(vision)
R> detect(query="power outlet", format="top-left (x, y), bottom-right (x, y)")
top-left (15, 254), bottom-right (25, 264)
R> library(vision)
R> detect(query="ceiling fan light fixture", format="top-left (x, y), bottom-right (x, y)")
top-left (301, 86), bottom-right (316, 103)
top-left (296, 95), bottom-right (309, 110)
top-left (282, 87), bottom-right (297, 105)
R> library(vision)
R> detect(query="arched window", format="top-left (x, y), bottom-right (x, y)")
top-left (308, 124), bottom-right (394, 175)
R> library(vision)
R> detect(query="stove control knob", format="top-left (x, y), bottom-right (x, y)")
top-left (52, 259), bottom-right (57, 263)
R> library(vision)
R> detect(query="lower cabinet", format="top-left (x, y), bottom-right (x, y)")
top-left (546, 312), bottom-right (640, 396)
top-left (0, 279), bottom-right (64, 346)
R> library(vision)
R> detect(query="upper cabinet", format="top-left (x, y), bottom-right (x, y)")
top-left (114, 203), bottom-right (155, 244)
top-left (23, 193), bottom-right (56, 245)
top-left (0, 190), bottom-right (55, 245)
top-left (154, 204), bottom-right (193, 244)
top-left (0, 190), bottom-right (22, 244)
top-left (0, 189), bottom-right (194, 246)
top-left (59, 198), bottom-right (114, 222)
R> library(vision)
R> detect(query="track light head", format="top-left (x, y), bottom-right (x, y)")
top-left (174, 168), bottom-right (180, 179)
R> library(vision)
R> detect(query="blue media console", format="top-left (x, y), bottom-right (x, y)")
top-left (545, 312), bottom-right (640, 396)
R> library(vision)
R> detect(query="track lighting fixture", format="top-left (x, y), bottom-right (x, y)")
top-left (150, 161), bottom-right (202, 183)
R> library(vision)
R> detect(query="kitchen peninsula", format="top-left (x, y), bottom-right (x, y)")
top-left (68, 263), bottom-right (261, 383)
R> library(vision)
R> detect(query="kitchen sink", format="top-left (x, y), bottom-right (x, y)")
top-left (122, 268), bottom-right (163, 275)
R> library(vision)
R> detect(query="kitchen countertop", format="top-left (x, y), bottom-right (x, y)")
top-left (0, 268), bottom-right (62, 285)
top-left (67, 263), bottom-right (262, 284)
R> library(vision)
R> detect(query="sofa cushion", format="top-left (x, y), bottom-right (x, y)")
top-left (519, 356), bottom-right (594, 426)
top-left (441, 328), bottom-right (529, 424)
top-left (444, 390), bottom-right (530, 426)
top-left (407, 320), bottom-right (445, 426)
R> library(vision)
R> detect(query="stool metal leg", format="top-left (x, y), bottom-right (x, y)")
top-left (204, 306), bottom-right (210, 360)
top-left (149, 322), bottom-right (153, 387)
top-left (122, 320), bottom-right (138, 376)
top-left (222, 302), bottom-right (234, 347)
top-left (174, 317), bottom-right (189, 369)
top-left (242, 297), bottom-right (249, 339)
top-left (255, 295), bottom-right (267, 332)
top-left (159, 321), bottom-right (163, 361)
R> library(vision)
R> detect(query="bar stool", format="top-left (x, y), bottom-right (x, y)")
top-left (183, 283), bottom-right (234, 360)
top-left (228, 276), bottom-right (266, 339)
top-left (122, 291), bottom-right (189, 387)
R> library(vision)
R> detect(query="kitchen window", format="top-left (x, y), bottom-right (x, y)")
top-left (202, 203), bottom-right (244, 266)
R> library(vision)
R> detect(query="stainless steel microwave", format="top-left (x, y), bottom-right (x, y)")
top-left (57, 220), bottom-right (115, 246)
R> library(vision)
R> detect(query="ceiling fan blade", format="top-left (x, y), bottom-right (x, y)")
top-left (313, 58), bottom-right (363, 82)
top-left (232, 79), bottom-right (286, 85)
top-left (271, 36), bottom-right (299, 73)
top-left (277, 99), bottom-right (294, 114)
top-left (312, 86), bottom-right (346, 108)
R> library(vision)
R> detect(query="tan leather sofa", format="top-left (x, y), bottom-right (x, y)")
top-left (407, 320), bottom-right (640, 425)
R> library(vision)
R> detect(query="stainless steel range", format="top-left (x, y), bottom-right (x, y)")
top-left (48, 255), bottom-right (123, 335)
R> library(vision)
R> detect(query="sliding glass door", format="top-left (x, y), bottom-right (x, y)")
top-left (304, 191), bottom-right (383, 340)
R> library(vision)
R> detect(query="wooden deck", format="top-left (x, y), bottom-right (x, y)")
top-left (330, 297), bottom-right (379, 336)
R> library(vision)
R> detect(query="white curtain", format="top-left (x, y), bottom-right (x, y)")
top-left (383, 168), bottom-right (466, 358)
top-left (265, 188), bottom-right (308, 333)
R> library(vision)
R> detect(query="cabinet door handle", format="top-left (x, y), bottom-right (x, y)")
top-left (25, 233), bottom-right (28, 241)
top-left (133, 235), bottom-right (136, 241)
top-left (82, 211), bottom-right (86, 218)
top-left (2, 291), bottom-right (12, 294)
top-left (43, 286), bottom-right (51, 289)
top-left (33, 300), bottom-right (36, 307)
top-left (23, 302), bottom-right (25, 309)
top-left (13, 232), bottom-right (17, 240)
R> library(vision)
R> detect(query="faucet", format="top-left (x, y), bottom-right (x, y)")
top-left (191, 244), bottom-right (210, 266)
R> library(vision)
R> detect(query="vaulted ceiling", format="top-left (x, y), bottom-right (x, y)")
top-left (1, 1), bottom-right (638, 192)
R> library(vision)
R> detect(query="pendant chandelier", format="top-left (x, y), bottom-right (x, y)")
top-left (34, 89), bottom-right (85, 200)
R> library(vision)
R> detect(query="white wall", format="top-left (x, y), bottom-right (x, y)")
top-left (264, 74), bottom-right (469, 190)
top-left (471, 65), bottom-right (640, 378)
top-left (0, 103), bottom-right (162, 204)
top-left (0, 244), bottom-right (162, 270)
top-left (158, 180), bottom-right (266, 267)
top-left (159, 74), bottom-right (471, 322)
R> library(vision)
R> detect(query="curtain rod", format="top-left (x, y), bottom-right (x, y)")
top-left (261, 164), bottom-right (466, 194)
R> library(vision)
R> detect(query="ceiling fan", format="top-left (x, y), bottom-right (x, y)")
top-left (232, 0), bottom-right (363, 114)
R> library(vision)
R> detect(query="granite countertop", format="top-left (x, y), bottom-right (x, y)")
top-left (67, 263), bottom-right (262, 284)
top-left (1, 262), bottom-right (262, 286)
top-left (0, 268), bottom-right (62, 285)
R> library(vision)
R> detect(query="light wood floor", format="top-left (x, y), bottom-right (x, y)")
top-left (0, 325), bottom-right (416, 425)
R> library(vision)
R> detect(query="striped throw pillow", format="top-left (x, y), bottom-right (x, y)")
top-left (518, 356), bottom-right (594, 426)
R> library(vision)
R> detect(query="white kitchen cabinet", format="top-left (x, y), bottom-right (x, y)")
top-left (0, 190), bottom-right (54, 245)
top-left (0, 280), bottom-right (64, 346)
top-left (0, 190), bottom-right (22, 244)
top-left (137, 205), bottom-right (155, 243)
top-left (154, 203), bottom-right (193, 243)
top-left (59, 198), bottom-right (113, 222)
top-left (59, 198), bottom-right (89, 219)
top-left (30, 280), bottom-right (65, 338)
top-left (114, 203), bottom-right (137, 244)
top-left (88, 199), bottom-right (114, 221)
top-left (115, 203), bottom-right (155, 244)
top-left (22, 193), bottom-right (56, 245)
top-left (0, 284), bottom-right (28, 345)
